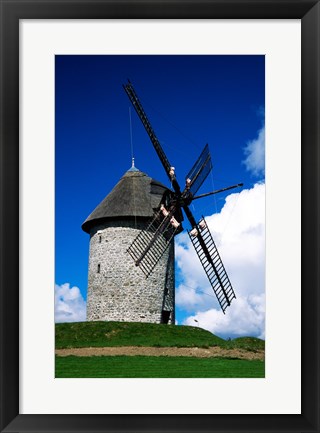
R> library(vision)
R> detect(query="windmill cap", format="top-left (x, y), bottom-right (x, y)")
top-left (81, 167), bottom-right (169, 233)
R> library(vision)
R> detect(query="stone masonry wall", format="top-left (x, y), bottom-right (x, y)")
top-left (86, 219), bottom-right (175, 324)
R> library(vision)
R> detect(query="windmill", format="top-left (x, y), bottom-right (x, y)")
top-left (123, 81), bottom-right (243, 314)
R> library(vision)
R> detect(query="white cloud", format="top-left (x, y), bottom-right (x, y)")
top-left (175, 183), bottom-right (265, 339)
top-left (184, 294), bottom-right (265, 340)
top-left (55, 283), bottom-right (86, 323)
top-left (243, 126), bottom-right (265, 177)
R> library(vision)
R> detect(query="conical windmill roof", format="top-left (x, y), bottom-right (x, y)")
top-left (82, 166), bottom-right (169, 233)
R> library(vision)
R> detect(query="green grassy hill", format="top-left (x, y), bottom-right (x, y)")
top-left (55, 322), bottom-right (265, 378)
top-left (55, 321), bottom-right (265, 351)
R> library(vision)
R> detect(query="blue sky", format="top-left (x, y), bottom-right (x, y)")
top-left (55, 55), bottom-right (265, 339)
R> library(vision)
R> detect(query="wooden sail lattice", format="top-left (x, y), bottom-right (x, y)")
top-left (127, 210), bottom-right (179, 277)
top-left (188, 217), bottom-right (236, 313)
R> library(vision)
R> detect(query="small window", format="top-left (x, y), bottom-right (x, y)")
top-left (97, 264), bottom-right (100, 273)
top-left (99, 236), bottom-right (102, 243)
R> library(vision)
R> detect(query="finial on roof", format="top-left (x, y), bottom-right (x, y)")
top-left (128, 157), bottom-right (139, 172)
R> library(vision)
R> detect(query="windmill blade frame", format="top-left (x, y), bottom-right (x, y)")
top-left (184, 143), bottom-right (213, 196)
top-left (188, 217), bottom-right (236, 313)
top-left (123, 81), bottom-right (181, 194)
top-left (127, 206), bottom-right (180, 277)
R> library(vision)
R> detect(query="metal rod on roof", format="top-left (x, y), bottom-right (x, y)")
top-left (129, 106), bottom-right (134, 164)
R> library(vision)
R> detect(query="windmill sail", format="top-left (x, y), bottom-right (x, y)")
top-left (124, 81), bottom-right (240, 314)
top-left (127, 209), bottom-right (180, 277)
top-left (185, 143), bottom-right (213, 196)
top-left (188, 217), bottom-right (236, 313)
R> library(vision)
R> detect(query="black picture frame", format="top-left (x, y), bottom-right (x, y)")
top-left (0, 1), bottom-right (319, 432)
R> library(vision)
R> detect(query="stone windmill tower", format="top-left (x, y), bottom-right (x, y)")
top-left (82, 161), bottom-right (175, 324)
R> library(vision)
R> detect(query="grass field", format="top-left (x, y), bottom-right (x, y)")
top-left (55, 355), bottom-right (265, 378)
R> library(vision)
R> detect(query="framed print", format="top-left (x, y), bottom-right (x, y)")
top-left (0, 1), bottom-right (319, 432)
